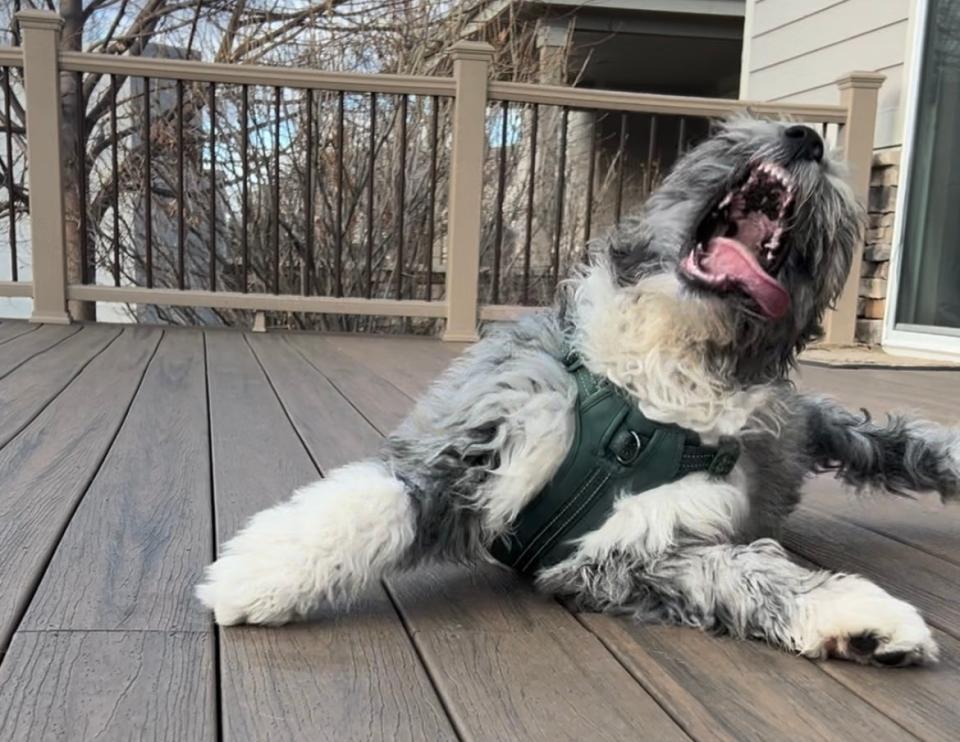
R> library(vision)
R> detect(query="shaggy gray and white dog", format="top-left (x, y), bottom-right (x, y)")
top-left (198, 118), bottom-right (960, 667)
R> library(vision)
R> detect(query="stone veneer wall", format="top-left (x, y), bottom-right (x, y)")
top-left (856, 148), bottom-right (900, 344)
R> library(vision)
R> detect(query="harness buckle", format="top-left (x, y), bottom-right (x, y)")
top-left (612, 429), bottom-right (644, 465)
top-left (708, 437), bottom-right (740, 476)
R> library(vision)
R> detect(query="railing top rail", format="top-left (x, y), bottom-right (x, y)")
top-left (488, 81), bottom-right (849, 124)
top-left (0, 47), bottom-right (24, 67)
top-left (59, 51), bottom-right (457, 97)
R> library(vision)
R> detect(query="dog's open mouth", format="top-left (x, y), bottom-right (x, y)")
top-left (679, 161), bottom-right (795, 319)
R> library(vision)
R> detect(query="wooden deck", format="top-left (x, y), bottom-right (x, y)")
top-left (1, 318), bottom-right (958, 741)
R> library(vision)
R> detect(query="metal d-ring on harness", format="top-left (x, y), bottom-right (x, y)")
top-left (489, 353), bottom-right (741, 575)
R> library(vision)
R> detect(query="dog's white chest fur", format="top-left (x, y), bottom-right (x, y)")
top-left (569, 266), bottom-right (772, 442)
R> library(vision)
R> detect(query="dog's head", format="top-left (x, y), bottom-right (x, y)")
top-left (607, 117), bottom-right (863, 381)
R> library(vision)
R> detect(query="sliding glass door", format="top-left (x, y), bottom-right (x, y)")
top-left (887, 0), bottom-right (960, 354)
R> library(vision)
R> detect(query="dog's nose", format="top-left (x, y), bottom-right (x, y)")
top-left (783, 125), bottom-right (824, 163)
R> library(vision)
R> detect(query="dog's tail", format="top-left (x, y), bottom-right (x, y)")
top-left (802, 395), bottom-right (960, 500)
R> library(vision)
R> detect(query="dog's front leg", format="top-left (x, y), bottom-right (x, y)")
top-left (802, 394), bottom-right (960, 501)
top-left (534, 474), bottom-right (937, 666)
top-left (543, 539), bottom-right (938, 667)
top-left (196, 460), bottom-right (418, 625)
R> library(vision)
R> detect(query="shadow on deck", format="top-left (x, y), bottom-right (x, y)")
top-left (0, 319), bottom-right (958, 741)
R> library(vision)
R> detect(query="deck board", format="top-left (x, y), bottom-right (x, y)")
top-left (0, 631), bottom-right (216, 742)
top-left (0, 319), bottom-right (37, 345)
top-left (575, 616), bottom-right (915, 742)
top-left (20, 330), bottom-right (212, 632)
top-left (284, 333), bottom-right (414, 432)
top-left (0, 325), bottom-right (121, 449)
top-left (0, 324), bottom-right (81, 379)
top-left (387, 564), bottom-right (690, 742)
top-left (322, 332), bottom-right (462, 399)
top-left (247, 333), bottom-right (384, 469)
top-left (0, 327), bottom-right (160, 651)
top-left (1, 325), bottom-right (959, 741)
top-left (3, 329), bottom-right (217, 741)
top-left (206, 330), bottom-right (455, 742)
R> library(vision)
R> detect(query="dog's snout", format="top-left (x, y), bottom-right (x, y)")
top-left (783, 125), bottom-right (824, 163)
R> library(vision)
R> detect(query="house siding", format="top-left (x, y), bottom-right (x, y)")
top-left (741, 0), bottom-right (913, 148)
top-left (740, 0), bottom-right (918, 344)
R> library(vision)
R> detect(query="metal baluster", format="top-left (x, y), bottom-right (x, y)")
top-left (109, 75), bottom-right (119, 286)
top-left (176, 79), bottom-right (185, 289)
top-left (208, 82), bottom-right (216, 291)
top-left (522, 104), bottom-right (538, 304)
top-left (583, 111), bottom-right (597, 246)
top-left (366, 92), bottom-right (376, 299)
top-left (303, 88), bottom-right (314, 296)
top-left (272, 86), bottom-right (281, 294)
top-left (492, 99), bottom-right (508, 304)
top-left (4, 68), bottom-right (16, 282)
top-left (426, 95), bottom-right (439, 301)
top-left (395, 94), bottom-right (407, 301)
top-left (143, 77), bottom-right (152, 288)
top-left (551, 107), bottom-right (569, 296)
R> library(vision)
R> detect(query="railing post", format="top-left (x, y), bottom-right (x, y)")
top-left (17, 10), bottom-right (70, 324)
top-left (443, 41), bottom-right (494, 342)
top-left (822, 71), bottom-right (884, 345)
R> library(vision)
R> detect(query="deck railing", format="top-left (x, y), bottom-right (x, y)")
top-left (0, 9), bottom-right (882, 342)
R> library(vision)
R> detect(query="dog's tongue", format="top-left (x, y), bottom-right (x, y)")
top-left (702, 237), bottom-right (790, 319)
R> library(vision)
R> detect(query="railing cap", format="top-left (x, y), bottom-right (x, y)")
top-left (449, 40), bottom-right (495, 63)
top-left (16, 9), bottom-right (64, 32)
top-left (835, 71), bottom-right (886, 90)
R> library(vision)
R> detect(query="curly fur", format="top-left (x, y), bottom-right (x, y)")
top-left (197, 118), bottom-right (957, 668)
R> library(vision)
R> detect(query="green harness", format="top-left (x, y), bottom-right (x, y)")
top-left (489, 355), bottom-right (740, 574)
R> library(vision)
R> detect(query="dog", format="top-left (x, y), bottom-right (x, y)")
top-left (197, 117), bottom-right (959, 667)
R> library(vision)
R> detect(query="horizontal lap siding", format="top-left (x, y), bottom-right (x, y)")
top-left (743, 0), bottom-right (913, 147)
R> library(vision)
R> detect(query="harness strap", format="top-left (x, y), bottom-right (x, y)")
top-left (489, 356), bottom-right (740, 574)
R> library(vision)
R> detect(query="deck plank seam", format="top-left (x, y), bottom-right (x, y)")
top-left (0, 329), bottom-right (165, 663)
top-left (0, 325), bottom-right (83, 381)
top-left (802, 501), bottom-right (960, 568)
top-left (566, 611), bottom-right (700, 741)
top-left (0, 327), bottom-right (124, 455)
top-left (806, 663), bottom-right (927, 741)
top-left (316, 335), bottom-right (438, 400)
top-left (14, 627), bottom-right (211, 635)
top-left (316, 338), bottom-right (415, 400)
top-left (242, 332), bottom-right (327, 478)
top-left (378, 580), bottom-right (469, 742)
top-left (785, 516), bottom-right (960, 641)
top-left (282, 334), bottom-right (393, 436)
top-left (0, 322), bottom-right (40, 346)
top-left (202, 332), bottom-right (226, 742)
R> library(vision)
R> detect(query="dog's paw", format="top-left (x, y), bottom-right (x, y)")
top-left (797, 575), bottom-right (938, 668)
top-left (195, 547), bottom-right (301, 627)
top-left (195, 500), bottom-right (321, 626)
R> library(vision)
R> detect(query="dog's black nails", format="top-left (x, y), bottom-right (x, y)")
top-left (848, 633), bottom-right (879, 655)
